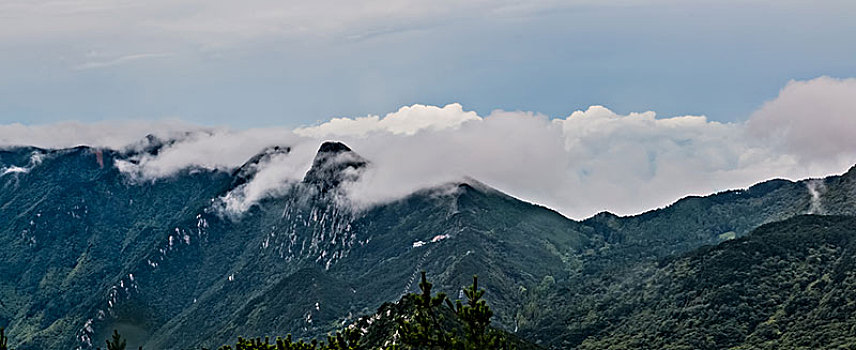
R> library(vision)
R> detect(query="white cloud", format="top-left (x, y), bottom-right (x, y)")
top-left (317, 106), bottom-right (784, 217)
top-left (747, 76), bottom-right (856, 162)
top-left (0, 120), bottom-right (201, 149)
top-left (285, 76), bottom-right (856, 217)
top-left (214, 145), bottom-right (318, 215)
top-left (115, 127), bottom-right (312, 180)
top-left (295, 103), bottom-right (480, 137)
top-left (111, 128), bottom-right (319, 216)
top-left (3, 76), bottom-right (856, 219)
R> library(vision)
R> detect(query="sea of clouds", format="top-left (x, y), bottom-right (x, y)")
top-left (2, 76), bottom-right (856, 219)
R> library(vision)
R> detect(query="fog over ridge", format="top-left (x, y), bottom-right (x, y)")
top-left (2, 76), bottom-right (856, 219)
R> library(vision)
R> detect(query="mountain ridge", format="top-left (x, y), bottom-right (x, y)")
top-left (1, 141), bottom-right (856, 349)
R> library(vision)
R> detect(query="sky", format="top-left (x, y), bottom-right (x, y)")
top-left (2, 0), bottom-right (856, 219)
top-left (2, 0), bottom-right (855, 126)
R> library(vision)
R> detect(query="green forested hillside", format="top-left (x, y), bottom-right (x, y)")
top-left (0, 146), bottom-right (234, 349)
top-left (526, 215), bottom-right (856, 349)
top-left (579, 175), bottom-right (853, 272)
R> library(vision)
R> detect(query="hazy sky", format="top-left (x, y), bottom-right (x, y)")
top-left (2, 0), bottom-right (855, 126)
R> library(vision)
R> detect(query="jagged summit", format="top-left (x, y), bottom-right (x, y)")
top-left (316, 141), bottom-right (352, 154)
top-left (303, 141), bottom-right (368, 193)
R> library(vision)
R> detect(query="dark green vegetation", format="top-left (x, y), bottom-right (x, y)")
top-left (217, 272), bottom-right (537, 350)
top-left (525, 215), bottom-right (856, 349)
top-left (105, 330), bottom-right (126, 350)
top-left (2, 139), bottom-right (856, 349)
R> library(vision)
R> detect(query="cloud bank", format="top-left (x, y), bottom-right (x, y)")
top-left (748, 76), bottom-right (856, 162)
top-left (3, 76), bottom-right (856, 219)
top-left (295, 103), bottom-right (480, 137)
top-left (0, 120), bottom-right (203, 150)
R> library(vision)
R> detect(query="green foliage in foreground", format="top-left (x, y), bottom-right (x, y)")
top-left (105, 330), bottom-right (127, 350)
top-left (390, 272), bottom-right (513, 350)
top-left (217, 273), bottom-right (528, 350)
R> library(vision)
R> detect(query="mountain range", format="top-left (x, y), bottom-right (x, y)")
top-left (1, 139), bottom-right (855, 349)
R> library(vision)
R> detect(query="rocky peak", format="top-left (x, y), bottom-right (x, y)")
top-left (302, 141), bottom-right (368, 193)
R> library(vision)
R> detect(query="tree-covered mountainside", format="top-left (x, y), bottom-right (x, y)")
top-left (1, 139), bottom-right (855, 349)
top-left (0, 142), bottom-right (589, 349)
top-left (523, 215), bottom-right (856, 349)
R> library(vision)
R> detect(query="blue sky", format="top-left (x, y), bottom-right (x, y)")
top-left (2, 0), bottom-right (855, 127)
